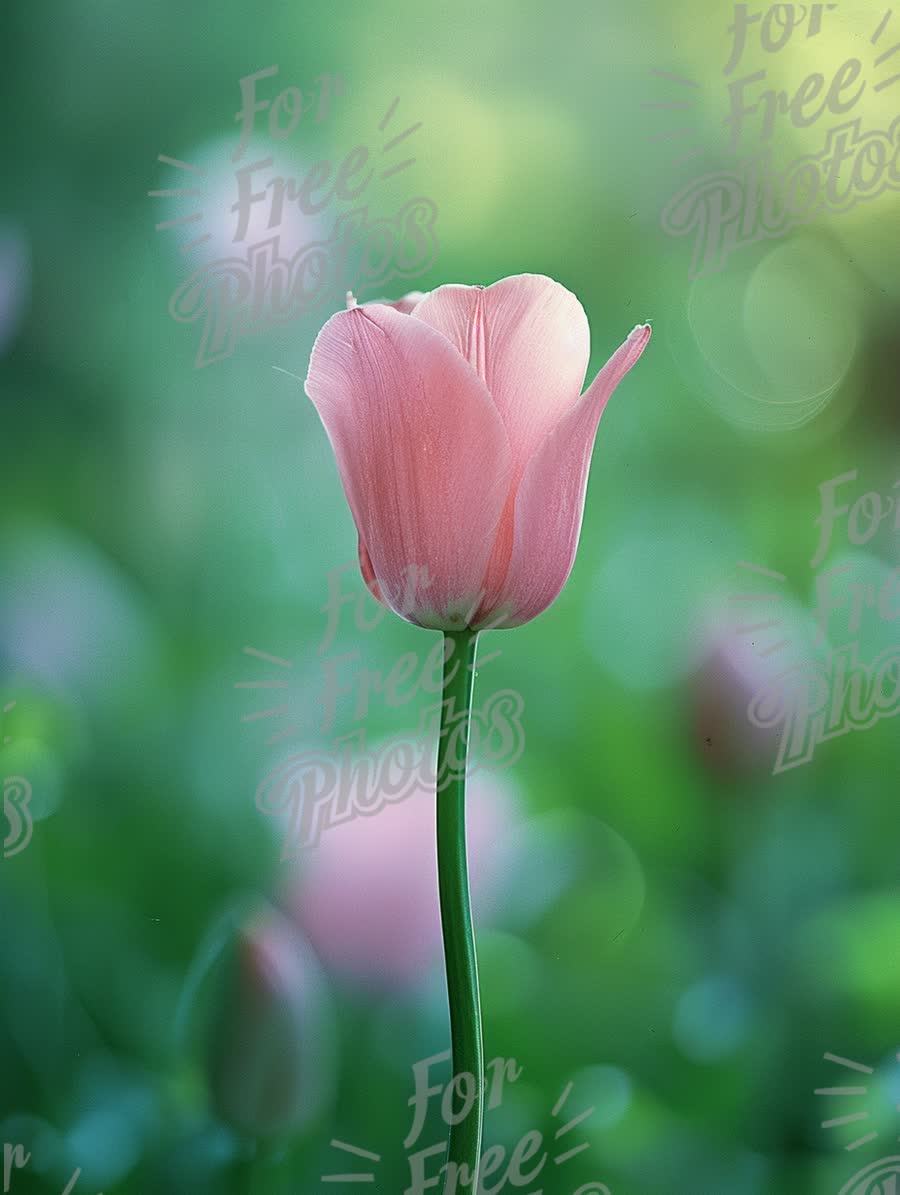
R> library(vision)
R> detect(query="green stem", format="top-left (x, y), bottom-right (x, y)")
top-left (436, 629), bottom-right (484, 1194)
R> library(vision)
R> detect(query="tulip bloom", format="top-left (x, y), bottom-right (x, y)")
top-left (301, 274), bottom-right (650, 1194)
top-left (305, 274), bottom-right (650, 631)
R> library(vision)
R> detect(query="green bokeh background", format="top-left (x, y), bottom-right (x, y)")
top-left (2, 3), bottom-right (900, 1192)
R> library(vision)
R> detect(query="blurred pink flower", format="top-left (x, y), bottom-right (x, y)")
top-left (690, 619), bottom-right (783, 779)
top-left (205, 904), bottom-right (336, 1136)
top-left (282, 769), bottom-right (522, 990)
top-left (305, 274), bottom-right (650, 630)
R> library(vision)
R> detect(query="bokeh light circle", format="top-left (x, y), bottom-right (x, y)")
top-left (675, 235), bottom-right (861, 432)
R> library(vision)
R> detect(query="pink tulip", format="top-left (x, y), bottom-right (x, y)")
top-left (305, 274), bottom-right (650, 630)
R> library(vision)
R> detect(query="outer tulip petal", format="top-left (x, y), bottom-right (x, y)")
top-left (305, 304), bottom-right (512, 628)
top-left (482, 324), bottom-right (651, 629)
top-left (413, 275), bottom-right (592, 616)
top-left (411, 274), bottom-right (590, 467)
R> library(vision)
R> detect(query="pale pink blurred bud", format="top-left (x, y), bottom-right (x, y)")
top-left (282, 769), bottom-right (522, 990)
top-left (305, 274), bottom-right (650, 630)
top-left (206, 906), bottom-right (335, 1137)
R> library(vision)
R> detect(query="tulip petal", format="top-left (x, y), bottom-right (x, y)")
top-left (483, 324), bottom-right (651, 629)
top-left (305, 304), bottom-right (512, 627)
top-left (411, 274), bottom-right (590, 468)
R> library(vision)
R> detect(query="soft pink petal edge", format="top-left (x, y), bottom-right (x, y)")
top-left (363, 291), bottom-right (428, 315)
top-left (479, 323), bottom-right (652, 629)
top-left (412, 274), bottom-right (591, 613)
